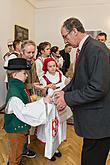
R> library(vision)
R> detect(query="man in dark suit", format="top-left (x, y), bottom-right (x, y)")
top-left (54, 17), bottom-right (110, 165)
top-left (60, 44), bottom-right (72, 75)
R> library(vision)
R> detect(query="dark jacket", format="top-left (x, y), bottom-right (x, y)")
top-left (60, 49), bottom-right (70, 75)
top-left (4, 78), bottom-right (31, 133)
top-left (63, 36), bottom-right (110, 139)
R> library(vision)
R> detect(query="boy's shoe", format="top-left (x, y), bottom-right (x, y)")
top-left (19, 161), bottom-right (24, 165)
top-left (22, 150), bottom-right (36, 158)
top-left (54, 150), bottom-right (62, 157)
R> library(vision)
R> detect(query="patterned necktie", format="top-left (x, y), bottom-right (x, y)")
top-left (75, 48), bottom-right (80, 64)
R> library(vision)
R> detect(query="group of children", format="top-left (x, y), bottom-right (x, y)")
top-left (4, 40), bottom-right (72, 165)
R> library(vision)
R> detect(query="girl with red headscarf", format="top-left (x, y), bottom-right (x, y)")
top-left (36, 58), bottom-right (72, 161)
top-left (40, 57), bottom-right (68, 89)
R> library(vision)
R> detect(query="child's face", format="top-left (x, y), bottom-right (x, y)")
top-left (47, 61), bottom-right (57, 74)
top-left (13, 70), bottom-right (28, 83)
top-left (41, 45), bottom-right (51, 57)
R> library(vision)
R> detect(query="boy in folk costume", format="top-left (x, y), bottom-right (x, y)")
top-left (35, 58), bottom-right (72, 161)
top-left (4, 40), bottom-right (40, 159)
top-left (4, 58), bottom-right (52, 165)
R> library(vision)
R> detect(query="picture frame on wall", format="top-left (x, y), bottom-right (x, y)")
top-left (14, 25), bottom-right (29, 41)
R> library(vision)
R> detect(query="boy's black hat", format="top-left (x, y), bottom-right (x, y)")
top-left (4, 58), bottom-right (31, 70)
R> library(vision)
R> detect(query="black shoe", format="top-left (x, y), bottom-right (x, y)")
top-left (50, 155), bottom-right (56, 161)
top-left (54, 150), bottom-right (62, 157)
top-left (19, 161), bottom-right (24, 165)
top-left (22, 150), bottom-right (36, 158)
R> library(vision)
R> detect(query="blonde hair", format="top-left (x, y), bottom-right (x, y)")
top-left (7, 70), bottom-right (22, 78)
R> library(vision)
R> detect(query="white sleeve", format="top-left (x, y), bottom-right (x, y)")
top-left (59, 56), bottom-right (64, 68)
top-left (7, 97), bottom-right (47, 126)
top-left (55, 82), bottom-right (65, 90)
top-left (4, 54), bottom-right (17, 67)
top-left (55, 72), bottom-right (66, 90)
top-left (35, 59), bottom-right (44, 80)
top-left (40, 77), bottom-right (47, 87)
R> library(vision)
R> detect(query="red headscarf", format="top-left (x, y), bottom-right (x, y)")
top-left (43, 57), bottom-right (58, 73)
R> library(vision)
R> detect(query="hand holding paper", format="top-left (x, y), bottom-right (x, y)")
top-left (54, 91), bottom-right (67, 111)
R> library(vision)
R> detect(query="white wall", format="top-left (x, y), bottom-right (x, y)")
top-left (35, 0), bottom-right (110, 62)
top-left (0, 0), bottom-right (36, 106)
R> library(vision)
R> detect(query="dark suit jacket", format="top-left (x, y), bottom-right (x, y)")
top-left (63, 36), bottom-right (110, 139)
top-left (60, 49), bottom-right (70, 75)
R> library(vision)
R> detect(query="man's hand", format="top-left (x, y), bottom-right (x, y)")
top-left (53, 91), bottom-right (67, 111)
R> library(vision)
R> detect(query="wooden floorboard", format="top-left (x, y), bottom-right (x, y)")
top-left (0, 115), bottom-right (110, 165)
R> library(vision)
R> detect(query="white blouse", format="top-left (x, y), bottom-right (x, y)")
top-left (35, 57), bottom-right (46, 80)
top-left (40, 71), bottom-right (66, 89)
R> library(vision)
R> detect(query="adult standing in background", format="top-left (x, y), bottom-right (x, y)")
top-left (4, 39), bottom-right (22, 71)
top-left (4, 39), bottom-right (22, 89)
top-left (13, 39), bottom-right (22, 56)
top-left (60, 44), bottom-right (72, 75)
top-left (96, 32), bottom-right (110, 51)
top-left (96, 32), bottom-right (107, 43)
top-left (54, 17), bottom-right (110, 165)
top-left (21, 40), bottom-right (39, 95)
top-left (51, 46), bottom-right (64, 70)
top-left (3, 40), bottom-right (14, 61)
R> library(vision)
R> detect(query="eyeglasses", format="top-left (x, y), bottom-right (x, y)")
top-left (8, 45), bottom-right (13, 47)
top-left (26, 51), bottom-right (35, 54)
top-left (62, 29), bottom-right (73, 39)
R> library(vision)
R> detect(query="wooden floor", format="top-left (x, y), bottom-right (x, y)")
top-left (0, 115), bottom-right (110, 165)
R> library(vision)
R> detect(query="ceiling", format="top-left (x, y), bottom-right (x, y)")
top-left (26, 0), bottom-right (110, 9)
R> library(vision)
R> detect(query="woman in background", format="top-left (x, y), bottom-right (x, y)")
top-left (51, 46), bottom-right (64, 70)
top-left (35, 41), bottom-right (51, 80)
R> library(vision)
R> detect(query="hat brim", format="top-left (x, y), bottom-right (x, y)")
top-left (4, 65), bottom-right (31, 70)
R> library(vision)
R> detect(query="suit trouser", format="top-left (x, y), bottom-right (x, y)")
top-left (81, 137), bottom-right (110, 165)
top-left (7, 132), bottom-right (28, 165)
